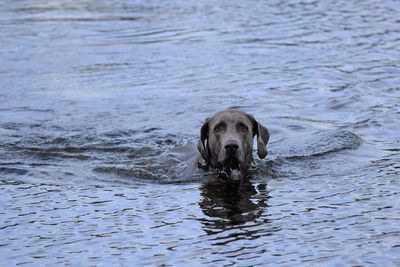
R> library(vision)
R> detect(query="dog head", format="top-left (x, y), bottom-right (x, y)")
top-left (197, 109), bottom-right (269, 177)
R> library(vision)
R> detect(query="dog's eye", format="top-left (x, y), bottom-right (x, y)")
top-left (214, 126), bottom-right (222, 132)
top-left (240, 126), bottom-right (248, 132)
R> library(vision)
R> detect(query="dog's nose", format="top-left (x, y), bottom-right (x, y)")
top-left (224, 142), bottom-right (239, 151)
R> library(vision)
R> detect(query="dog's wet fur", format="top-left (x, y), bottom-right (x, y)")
top-left (197, 109), bottom-right (269, 179)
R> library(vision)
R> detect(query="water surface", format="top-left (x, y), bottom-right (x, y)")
top-left (1, 0), bottom-right (399, 266)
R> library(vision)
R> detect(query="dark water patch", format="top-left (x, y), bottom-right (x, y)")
top-left (102, 129), bottom-right (140, 138)
top-left (1, 122), bottom-right (27, 130)
top-left (13, 146), bottom-right (93, 160)
top-left (93, 166), bottom-right (161, 182)
top-left (199, 180), bottom-right (270, 227)
top-left (0, 167), bottom-right (29, 176)
top-left (143, 127), bottom-right (162, 134)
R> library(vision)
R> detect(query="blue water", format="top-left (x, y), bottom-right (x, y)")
top-left (1, 0), bottom-right (399, 265)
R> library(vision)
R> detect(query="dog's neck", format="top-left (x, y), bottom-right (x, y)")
top-left (197, 158), bottom-right (253, 180)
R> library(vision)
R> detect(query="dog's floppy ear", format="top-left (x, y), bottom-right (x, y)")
top-left (197, 118), bottom-right (210, 161)
top-left (248, 115), bottom-right (270, 159)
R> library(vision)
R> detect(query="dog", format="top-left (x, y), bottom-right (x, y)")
top-left (197, 109), bottom-right (269, 179)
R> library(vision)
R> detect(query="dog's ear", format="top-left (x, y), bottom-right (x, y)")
top-left (248, 115), bottom-right (270, 159)
top-left (197, 118), bottom-right (210, 161)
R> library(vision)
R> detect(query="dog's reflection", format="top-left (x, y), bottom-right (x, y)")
top-left (199, 179), bottom-right (269, 229)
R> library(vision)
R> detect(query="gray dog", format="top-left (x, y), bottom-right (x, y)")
top-left (197, 109), bottom-right (269, 179)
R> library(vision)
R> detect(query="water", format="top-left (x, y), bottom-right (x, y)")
top-left (1, 0), bottom-right (399, 265)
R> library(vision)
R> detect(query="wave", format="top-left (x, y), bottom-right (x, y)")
top-left (0, 130), bottom-right (363, 183)
top-left (270, 130), bottom-right (362, 160)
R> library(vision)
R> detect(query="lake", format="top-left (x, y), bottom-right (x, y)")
top-left (0, 0), bottom-right (399, 266)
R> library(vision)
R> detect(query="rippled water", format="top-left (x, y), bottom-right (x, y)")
top-left (1, 0), bottom-right (399, 265)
